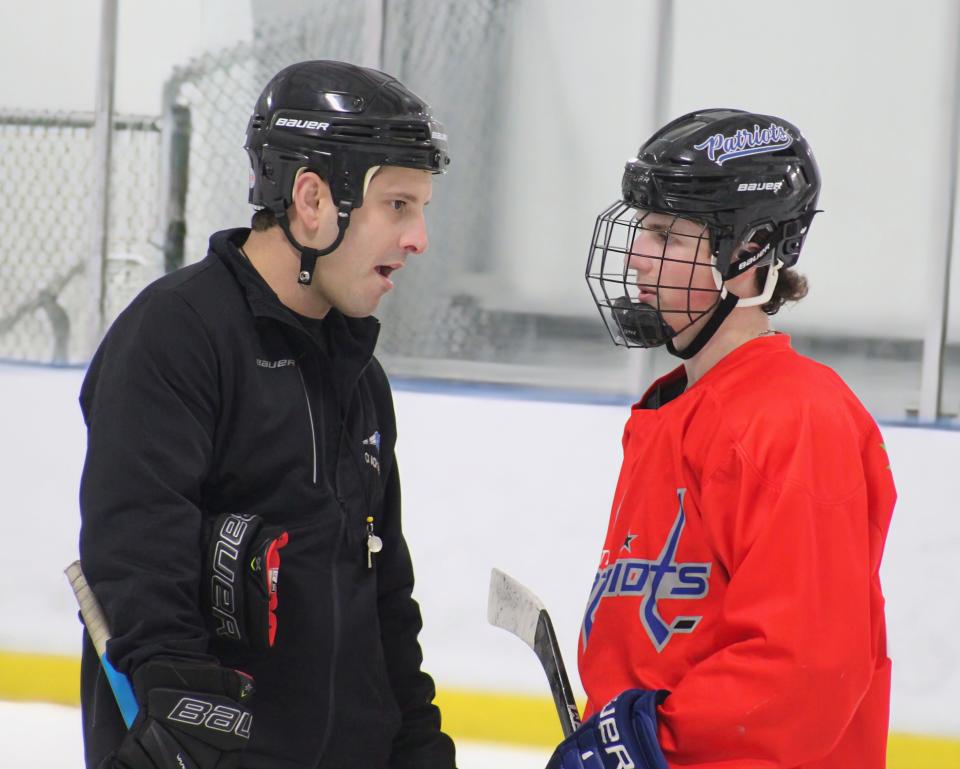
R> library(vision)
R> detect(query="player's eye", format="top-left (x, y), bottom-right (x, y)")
top-left (391, 199), bottom-right (407, 212)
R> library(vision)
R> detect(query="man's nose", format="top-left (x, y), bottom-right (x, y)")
top-left (401, 213), bottom-right (428, 254)
top-left (627, 232), bottom-right (658, 274)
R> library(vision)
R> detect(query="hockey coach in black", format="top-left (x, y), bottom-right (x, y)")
top-left (77, 60), bottom-right (456, 769)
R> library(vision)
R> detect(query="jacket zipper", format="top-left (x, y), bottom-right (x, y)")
top-left (293, 343), bottom-right (374, 761)
top-left (297, 349), bottom-right (349, 762)
top-left (296, 366), bottom-right (318, 485)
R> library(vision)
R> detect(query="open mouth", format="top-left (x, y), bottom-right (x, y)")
top-left (377, 261), bottom-right (405, 280)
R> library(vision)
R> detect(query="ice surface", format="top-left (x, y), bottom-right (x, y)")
top-left (0, 701), bottom-right (550, 769)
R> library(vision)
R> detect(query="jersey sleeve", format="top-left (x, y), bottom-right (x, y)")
top-left (79, 289), bottom-right (220, 674)
top-left (656, 409), bottom-right (895, 767)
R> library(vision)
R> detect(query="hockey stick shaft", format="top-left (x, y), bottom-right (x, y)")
top-left (532, 609), bottom-right (583, 736)
top-left (64, 560), bottom-right (139, 727)
top-left (487, 568), bottom-right (582, 737)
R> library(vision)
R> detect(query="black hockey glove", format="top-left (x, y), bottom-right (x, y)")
top-left (203, 513), bottom-right (289, 650)
top-left (112, 659), bottom-right (255, 769)
top-left (545, 689), bottom-right (669, 769)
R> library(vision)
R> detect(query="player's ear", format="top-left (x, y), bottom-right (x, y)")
top-left (290, 170), bottom-right (334, 230)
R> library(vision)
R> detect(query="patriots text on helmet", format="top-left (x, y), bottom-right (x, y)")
top-left (694, 123), bottom-right (793, 166)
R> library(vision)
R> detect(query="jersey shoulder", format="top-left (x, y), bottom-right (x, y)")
top-left (699, 339), bottom-right (882, 494)
top-left (708, 338), bottom-right (872, 431)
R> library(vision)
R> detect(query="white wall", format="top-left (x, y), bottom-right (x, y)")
top-left (490, 0), bottom-right (661, 318)
top-left (2, 364), bottom-right (958, 738)
top-left (0, 0), bottom-right (251, 114)
top-left (491, 0), bottom-right (960, 343)
top-left (667, 0), bottom-right (960, 342)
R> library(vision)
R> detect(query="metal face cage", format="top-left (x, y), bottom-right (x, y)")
top-left (585, 201), bottom-right (723, 349)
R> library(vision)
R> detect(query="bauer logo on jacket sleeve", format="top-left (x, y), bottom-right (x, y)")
top-left (581, 489), bottom-right (712, 653)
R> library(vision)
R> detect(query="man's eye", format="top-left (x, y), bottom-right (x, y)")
top-left (391, 200), bottom-right (407, 212)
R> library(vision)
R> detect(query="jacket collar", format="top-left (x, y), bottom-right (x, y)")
top-left (207, 228), bottom-right (381, 365)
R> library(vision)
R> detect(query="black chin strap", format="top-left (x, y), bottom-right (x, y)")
top-left (277, 200), bottom-right (354, 285)
top-left (666, 291), bottom-right (740, 360)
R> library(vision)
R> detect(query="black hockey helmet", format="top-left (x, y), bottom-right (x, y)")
top-left (245, 60), bottom-right (450, 284)
top-left (586, 108), bottom-right (821, 357)
top-left (622, 108), bottom-right (820, 278)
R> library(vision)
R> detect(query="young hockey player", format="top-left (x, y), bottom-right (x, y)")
top-left (548, 109), bottom-right (895, 769)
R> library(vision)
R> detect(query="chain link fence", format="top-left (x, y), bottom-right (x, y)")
top-left (2, 1), bottom-right (622, 390)
top-left (0, 2), bottom-right (723, 400)
top-left (1, 1), bottom-right (526, 370)
top-left (0, 111), bottom-right (163, 364)
top-left (167, 0), bottom-right (530, 374)
top-left (170, 3), bottom-right (370, 269)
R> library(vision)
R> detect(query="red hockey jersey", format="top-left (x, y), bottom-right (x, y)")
top-left (578, 334), bottom-right (895, 769)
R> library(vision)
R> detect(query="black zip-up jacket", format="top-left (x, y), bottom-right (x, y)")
top-left (78, 228), bottom-right (456, 769)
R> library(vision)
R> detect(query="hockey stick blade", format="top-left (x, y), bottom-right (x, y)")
top-left (64, 560), bottom-right (139, 727)
top-left (487, 567), bottom-right (582, 737)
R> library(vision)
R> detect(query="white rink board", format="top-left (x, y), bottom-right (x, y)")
top-left (1, 364), bottom-right (958, 737)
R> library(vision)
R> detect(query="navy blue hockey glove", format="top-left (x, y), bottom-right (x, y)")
top-left (546, 689), bottom-right (669, 769)
top-left (112, 659), bottom-right (255, 769)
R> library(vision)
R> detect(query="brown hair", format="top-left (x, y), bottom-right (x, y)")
top-left (755, 265), bottom-right (808, 315)
top-left (251, 207), bottom-right (278, 231)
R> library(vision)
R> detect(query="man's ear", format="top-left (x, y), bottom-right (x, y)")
top-left (290, 170), bottom-right (334, 230)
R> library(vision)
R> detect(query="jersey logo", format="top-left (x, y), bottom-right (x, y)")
top-left (693, 123), bottom-right (793, 166)
top-left (581, 488), bottom-right (711, 653)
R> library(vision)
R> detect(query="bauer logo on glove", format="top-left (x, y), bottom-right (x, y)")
top-left (203, 513), bottom-right (289, 650)
top-left (546, 689), bottom-right (669, 769)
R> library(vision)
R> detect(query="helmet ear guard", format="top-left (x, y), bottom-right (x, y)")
top-left (713, 208), bottom-right (819, 307)
top-left (250, 145), bottom-right (334, 216)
